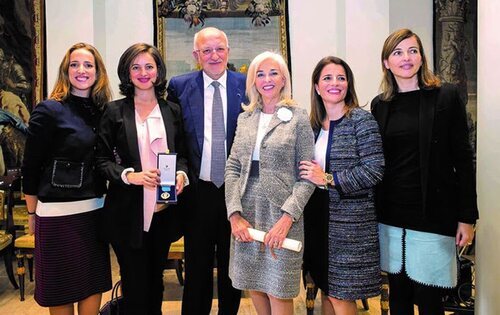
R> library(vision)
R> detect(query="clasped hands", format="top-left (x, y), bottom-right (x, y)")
top-left (230, 212), bottom-right (293, 259)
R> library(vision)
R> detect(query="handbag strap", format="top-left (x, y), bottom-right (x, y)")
top-left (111, 280), bottom-right (122, 300)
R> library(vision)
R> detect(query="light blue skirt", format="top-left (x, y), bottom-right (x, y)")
top-left (379, 223), bottom-right (457, 288)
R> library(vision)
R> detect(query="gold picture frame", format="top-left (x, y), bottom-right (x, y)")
top-left (32, 0), bottom-right (45, 106)
top-left (154, 0), bottom-right (290, 79)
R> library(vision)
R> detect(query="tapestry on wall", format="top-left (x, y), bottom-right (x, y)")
top-left (0, 0), bottom-right (44, 175)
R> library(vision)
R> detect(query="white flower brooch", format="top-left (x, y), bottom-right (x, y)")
top-left (277, 107), bottom-right (293, 122)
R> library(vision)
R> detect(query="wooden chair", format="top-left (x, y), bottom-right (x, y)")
top-left (14, 233), bottom-right (34, 301)
top-left (0, 230), bottom-right (17, 289)
top-left (380, 272), bottom-right (389, 315)
top-left (0, 178), bottom-right (20, 290)
top-left (165, 237), bottom-right (184, 286)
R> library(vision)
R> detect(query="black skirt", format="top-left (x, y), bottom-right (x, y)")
top-left (303, 187), bottom-right (330, 292)
top-left (34, 208), bottom-right (112, 307)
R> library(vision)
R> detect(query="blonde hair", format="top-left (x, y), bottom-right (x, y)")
top-left (50, 43), bottom-right (111, 110)
top-left (243, 51), bottom-right (294, 112)
top-left (379, 28), bottom-right (440, 101)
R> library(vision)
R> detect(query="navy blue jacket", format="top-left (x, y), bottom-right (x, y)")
top-left (22, 95), bottom-right (106, 202)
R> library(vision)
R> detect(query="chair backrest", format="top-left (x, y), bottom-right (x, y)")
top-left (0, 190), bottom-right (5, 223)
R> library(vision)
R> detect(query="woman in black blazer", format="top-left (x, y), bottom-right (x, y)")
top-left (96, 43), bottom-right (188, 315)
top-left (371, 29), bottom-right (478, 315)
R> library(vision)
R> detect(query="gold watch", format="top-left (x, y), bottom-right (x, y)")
top-left (324, 172), bottom-right (334, 188)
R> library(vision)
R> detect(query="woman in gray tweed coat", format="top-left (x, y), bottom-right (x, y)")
top-left (300, 56), bottom-right (384, 315)
top-left (225, 51), bottom-right (315, 314)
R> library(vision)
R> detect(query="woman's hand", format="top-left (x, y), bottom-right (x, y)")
top-left (175, 174), bottom-right (185, 195)
top-left (264, 213), bottom-right (293, 259)
top-left (25, 195), bottom-right (38, 236)
top-left (28, 214), bottom-right (35, 235)
top-left (229, 213), bottom-right (253, 242)
top-left (126, 169), bottom-right (160, 189)
top-left (299, 160), bottom-right (327, 186)
top-left (456, 222), bottom-right (475, 247)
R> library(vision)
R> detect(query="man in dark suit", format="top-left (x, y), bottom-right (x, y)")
top-left (167, 27), bottom-right (246, 315)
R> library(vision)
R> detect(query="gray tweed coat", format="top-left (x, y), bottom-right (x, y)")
top-left (224, 105), bottom-right (315, 297)
top-left (225, 105), bottom-right (315, 221)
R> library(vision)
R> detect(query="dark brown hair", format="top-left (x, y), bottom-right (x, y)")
top-left (117, 43), bottom-right (167, 98)
top-left (310, 56), bottom-right (359, 131)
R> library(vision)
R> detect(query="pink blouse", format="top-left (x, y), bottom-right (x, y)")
top-left (135, 104), bottom-right (168, 232)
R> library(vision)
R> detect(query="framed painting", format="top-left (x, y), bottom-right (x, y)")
top-left (154, 0), bottom-right (290, 79)
top-left (0, 0), bottom-right (45, 174)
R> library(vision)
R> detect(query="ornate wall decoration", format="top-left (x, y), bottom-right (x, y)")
top-left (154, 0), bottom-right (290, 80)
top-left (434, 0), bottom-right (477, 163)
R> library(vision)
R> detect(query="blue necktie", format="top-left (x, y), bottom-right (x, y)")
top-left (210, 81), bottom-right (225, 188)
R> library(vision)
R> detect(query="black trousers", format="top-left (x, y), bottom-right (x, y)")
top-left (112, 210), bottom-right (172, 315)
top-left (388, 272), bottom-right (444, 315)
top-left (181, 180), bottom-right (241, 315)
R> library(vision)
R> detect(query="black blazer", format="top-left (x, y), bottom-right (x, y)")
top-left (371, 84), bottom-right (478, 236)
top-left (96, 97), bottom-right (188, 248)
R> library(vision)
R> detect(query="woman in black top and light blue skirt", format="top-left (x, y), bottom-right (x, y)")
top-left (22, 43), bottom-right (112, 314)
top-left (371, 29), bottom-right (478, 315)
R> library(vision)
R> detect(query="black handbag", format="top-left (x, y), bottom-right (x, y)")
top-left (99, 281), bottom-right (124, 315)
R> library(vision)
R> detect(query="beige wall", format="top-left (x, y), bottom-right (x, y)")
top-left (476, 1), bottom-right (500, 313)
top-left (46, 0), bottom-right (154, 98)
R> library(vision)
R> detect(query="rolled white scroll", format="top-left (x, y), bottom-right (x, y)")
top-left (247, 228), bottom-right (302, 252)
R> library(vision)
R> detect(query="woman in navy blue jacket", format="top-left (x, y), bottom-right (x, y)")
top-left (22, 43), bottom-right (112, 314)
top-left (301, 56), bottom-right (384, 315)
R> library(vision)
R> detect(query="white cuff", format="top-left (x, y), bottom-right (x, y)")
top-left (121, 168), bottom-right (135, 185)
top-left (176, 170), bottom-right (189, 188)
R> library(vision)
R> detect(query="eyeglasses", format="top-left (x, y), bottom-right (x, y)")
top-left (195, 47), bottom-right (228, 56)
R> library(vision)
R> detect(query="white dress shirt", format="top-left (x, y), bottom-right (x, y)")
top-left (252, 112), bottom-right (273, 160)
top-left (315, 128), bottom-right (328, 171)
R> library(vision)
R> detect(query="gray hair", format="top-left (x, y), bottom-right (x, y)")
top-left (193, 27), bottom-right (229, 50)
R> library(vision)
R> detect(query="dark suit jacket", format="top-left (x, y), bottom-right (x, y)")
top-left (371, 83), bottom-right (478, 236)
top-left (96, 97), bottom-right (188, 248)
top-left (166, 70), bottom-right (246, 184)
